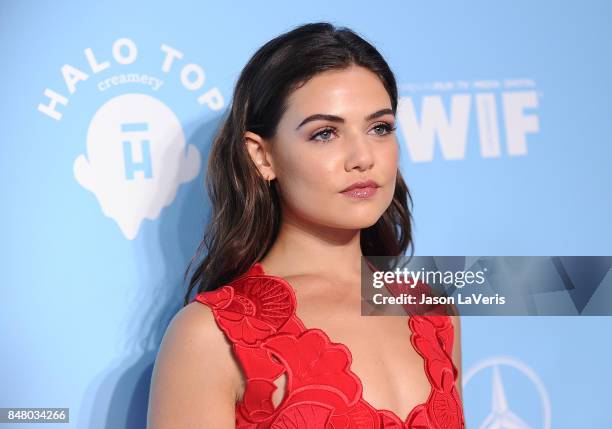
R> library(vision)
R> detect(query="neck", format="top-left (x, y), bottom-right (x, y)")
top-left (260, 209), bottom-right (365, 283)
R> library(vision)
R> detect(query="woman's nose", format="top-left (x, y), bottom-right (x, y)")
top-left (345, 131), bottom-right (375, 172)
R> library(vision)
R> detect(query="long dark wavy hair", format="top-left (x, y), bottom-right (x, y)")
top-left (183, 22), bottom-right (415, 305)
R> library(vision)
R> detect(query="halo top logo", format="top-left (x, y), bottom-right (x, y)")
top-left (37, 38), bottom-right (224, 120)
top-left (73, 93), bottom-right (200, 240)
top-left (37, 38), bottom-right (223, 240)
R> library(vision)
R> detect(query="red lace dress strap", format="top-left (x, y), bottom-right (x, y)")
top-left (191, 263), bottom-right (465, 428)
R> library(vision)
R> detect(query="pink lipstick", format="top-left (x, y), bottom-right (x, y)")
top-left (340, 179), bottom-right (380, 199)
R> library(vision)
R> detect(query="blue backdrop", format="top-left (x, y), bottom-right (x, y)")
top-left (2, 1), bottom-right (611, 427)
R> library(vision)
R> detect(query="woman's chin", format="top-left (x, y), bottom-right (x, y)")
top-left (336, 213), bottom-right (384, 230)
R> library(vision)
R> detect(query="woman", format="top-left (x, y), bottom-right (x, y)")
top-left (148, 22), bottom-right (465, 428)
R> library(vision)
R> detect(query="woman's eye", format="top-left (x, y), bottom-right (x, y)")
top-left (371, 123), bottom-right (396, 136)
top-left (310, 123), bottom-right (396, 142)
top-left (310, 127), bottom-right (336, 142)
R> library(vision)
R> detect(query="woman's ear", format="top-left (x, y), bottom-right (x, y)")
top-left (244, 131), bottom-right (276, 180)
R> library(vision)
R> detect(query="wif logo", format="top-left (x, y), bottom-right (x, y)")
top-left (398, 79), bottom-right (540, 162)
top-left (36, 38), bottom-right (223, 240)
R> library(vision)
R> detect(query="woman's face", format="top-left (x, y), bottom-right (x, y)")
top-left (247, 64), bottom-right (399, 230)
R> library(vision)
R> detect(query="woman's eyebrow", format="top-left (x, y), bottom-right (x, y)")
top-left (295, 108), bottom-right (394, 130)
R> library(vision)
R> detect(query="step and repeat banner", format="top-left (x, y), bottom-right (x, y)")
top-left (2, 1), bottom-right (611, 427)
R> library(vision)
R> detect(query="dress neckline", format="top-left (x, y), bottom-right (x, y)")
top-left (251, 260), bottom-right (432, 424)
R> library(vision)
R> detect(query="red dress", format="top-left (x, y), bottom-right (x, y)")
top-left (191, 262), bottom-right (465, 428)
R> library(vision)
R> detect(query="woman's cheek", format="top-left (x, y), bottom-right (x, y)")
top-left (279, 173), bottom-right (326, 213)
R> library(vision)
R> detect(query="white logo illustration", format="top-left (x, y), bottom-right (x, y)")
top-left (37, 38), bottom-right (223, 239)
top-left (73, 93), bottom-right (200, 240)
top-left (464, 356), bottom-right (551, 429)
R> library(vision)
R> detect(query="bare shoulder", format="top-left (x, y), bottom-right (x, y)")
top-left (147, 301), bottom-right (241, 429)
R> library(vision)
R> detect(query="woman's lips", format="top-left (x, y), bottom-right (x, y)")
top-left (340, 179), bottom-right (380, 199)
top-left (341, 186), bottom-right (378, 199)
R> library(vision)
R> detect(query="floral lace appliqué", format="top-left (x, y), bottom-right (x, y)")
top-left (192, 263), bottom-right (465, 428)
